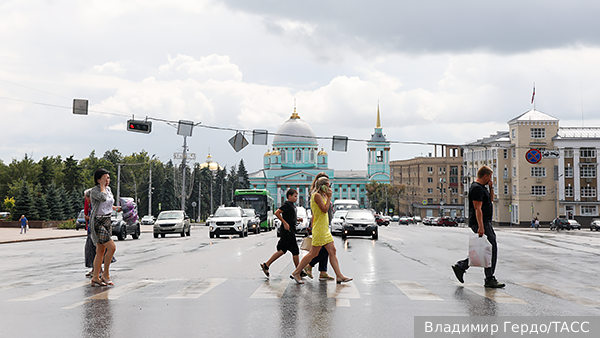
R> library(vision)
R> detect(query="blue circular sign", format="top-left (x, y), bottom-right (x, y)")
top-left (526, 149), bottom-right (542, 164)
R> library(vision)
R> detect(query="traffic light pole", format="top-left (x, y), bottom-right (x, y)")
top-left (181, 136), bottom-right (187, 212)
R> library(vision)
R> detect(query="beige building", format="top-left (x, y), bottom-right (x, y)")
top-left (463, 109), bottom-right (600, 226)
top-left (390, 145), bottom-right (465, 218)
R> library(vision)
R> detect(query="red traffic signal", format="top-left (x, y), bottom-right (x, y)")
top-left (127, 120), bottom-right (152, 134)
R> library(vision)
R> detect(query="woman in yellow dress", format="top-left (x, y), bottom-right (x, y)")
top-left (290, 176), bottom-right (352, 284)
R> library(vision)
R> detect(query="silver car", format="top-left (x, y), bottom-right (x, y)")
top-left (153, 210), bottom-right (191, 238)
top-left (330, 210), bottom-right (348, 235)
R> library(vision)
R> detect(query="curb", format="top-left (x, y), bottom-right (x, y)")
top-left (0, 233), bottom-right (87, 244)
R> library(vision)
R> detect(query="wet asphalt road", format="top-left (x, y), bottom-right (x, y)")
top-left (1, 223), bottom-right (600, 338)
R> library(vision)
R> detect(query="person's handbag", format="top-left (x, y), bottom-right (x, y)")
top-left (300, 236), bottom-right (312, 251)
top-left (468, 233), bottom-right (492, 267)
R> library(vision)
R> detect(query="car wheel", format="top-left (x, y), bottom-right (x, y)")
top-left (239, 231), bottom-right (244, 238)
top-left (209, 233), bottom-right (214, 238)
top-left (216, 234), bottom-right (220, 238)
top-left (255, 227), bottom-right (260, 235)
top-left (161, 233), bottom-right (165, 238)
top-left (372, 231), bottom-right (378, 240)
top-left (186, 226), bottom-right (191, 236)
top-left (181, 228), bottom-right (185, 237)
top-left (341, 234), bottom-right (347, 240)
top-left (153, 233), bottom-right (158, 238)
top-left (118, 226), bottom-right (126, 241)
top-left (132, 226), bottom-right (140, 239)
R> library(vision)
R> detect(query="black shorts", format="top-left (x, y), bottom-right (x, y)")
top-left (276, 234), bottom-right (299, 256)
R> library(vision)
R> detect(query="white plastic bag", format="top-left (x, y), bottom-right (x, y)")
top-left (468, 233), bottom-right (492, 268)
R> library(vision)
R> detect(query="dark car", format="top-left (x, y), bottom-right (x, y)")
top-left (76, 209), bottom-right (87, 230)
top-left (590, 219), bottom-right (600, 231)
top-left (374, 214), bottom-right (389, 226)
top-left (454, 217), bottom-right (465, 224)
top-left (243, 208), bottom-right (261, 234)
top-left (342, 209), bottom-right (379, 240)
top-left (111, 210), bottom-right (141, 240)
top-left (549, 218), bottom-right (570, 230)
top-left (437, 217), bottom-right (458, 227)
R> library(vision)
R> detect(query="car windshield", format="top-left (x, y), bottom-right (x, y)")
top-left (157, 211), bottom-right (184, 220)
top-left (243, 209), bottom-right (256, 217)
top-left (214, 209), bottom-right (241, 217)
top-left (78, 211), bottom-right (85, 219)
top-left (346, 210), bottom-right (374, 221)
top-left (142, 216), bottom-right (153, 220)
top-left (333, 211), bottom-right (348, 219)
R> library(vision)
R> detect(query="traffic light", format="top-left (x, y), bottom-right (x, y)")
top-left (127, 120), bottom-right (152, 134)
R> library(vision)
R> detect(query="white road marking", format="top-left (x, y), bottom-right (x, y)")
top-left (462, 283), bottom-right (527, 304)
top-left (520, 283), bottom-right (600, 307)
top-left (391, 280), bottom-right (443, 301)
top-left (87, 280), bottom-right (159, 300)
top-left (327, 281), bottom-right (360, 299)
top-left (167, 278), bottom-right (226, 299)
top-left (336, 298), bottom-right (351, 307)
top-left (251, 278), bottom-right (291, 298)
top-left (9, 280), bottom-right (89, 301)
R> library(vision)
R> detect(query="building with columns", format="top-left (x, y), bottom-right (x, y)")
top-left (249, 107), bottom-right (391, 208)
top-left (463, 108), bottom-right (600, 226)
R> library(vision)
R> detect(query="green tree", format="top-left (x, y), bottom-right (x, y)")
top-left (58, 185), bottom-right (73, 220)
top-left (70, 188), bottom-right (83, 215)
top-left (62, 155), bottom-right (83, 192)
top-left (237, 159), bottom-right (250, 189)
top-left (7, 154), bottom-right (39, 184)
top-left (12, 180), bottom-right (32, 221)
top-left (38, 156), bottom-right (62, 192)
top-left (31, 184), bottom-right (48, 221)
top-left (46, 183), bottom-right (64, 221)
top-left (158, 160), bottom-right (177, 212)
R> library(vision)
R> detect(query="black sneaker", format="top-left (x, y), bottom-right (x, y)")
top-left (484, 277), bottom-right (505, 288)
top-left (260, 263), bottom-right (269, 277)
top-left (452, 265), bottom-right (465, 283)
top-left (300, 271), bottom-right (307, 278)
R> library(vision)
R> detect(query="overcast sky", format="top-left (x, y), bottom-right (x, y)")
top-left (2, 0), bottom-right (600, 174)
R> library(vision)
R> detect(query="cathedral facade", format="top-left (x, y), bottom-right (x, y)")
top-left (248, 108), bottom-right (391, 208)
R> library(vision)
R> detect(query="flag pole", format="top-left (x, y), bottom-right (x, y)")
top-left (531, 83), bottom-right (536, 110)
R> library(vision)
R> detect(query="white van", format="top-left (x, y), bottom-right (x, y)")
top-left (333, 199), bottom-right (359, 211)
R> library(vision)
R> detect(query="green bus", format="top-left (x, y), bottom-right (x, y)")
top-left (234, 189), bottom-right (275, 231)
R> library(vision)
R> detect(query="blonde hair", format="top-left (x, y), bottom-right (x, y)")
top-left (310, 172), bottom-right (329, 193)
top-left (311, 176), bottom-right (330, 196)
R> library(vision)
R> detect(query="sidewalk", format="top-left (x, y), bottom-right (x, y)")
top-left (0, 227), bottom-right (87, 244)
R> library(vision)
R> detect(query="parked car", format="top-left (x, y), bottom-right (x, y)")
top-left (330, 210), bottom-right (348, 235)
top-left (422, 217), bottom-right (434, 225)
top-left (374, 214), bottom-right (389, 226)
top-left (590, 219), bottom-right (600, 231)
top-left (437, 217), bottom-right (458, 227)
top-left (392, 215), bottom-right (400, 222)
top-left (567, 219), bottom-right (581, 230)
top-left (399, 216), bottom-right (411, 225)
top-left (141, 215), bottom-right (155, 225)
top-left (549, 218), bottom-right (570, 230)
top-left (341, 209), bottom-right (379, 240)
top-left (76, 209), bottom-right (87, 230)
top-left (112, 210), bottom-right (141, 240)
top-left (454, 217), bottom-right (465, 224)
top-left (243, 208), bottom-right (261, 234)
top-left (153, 210), bottom-right (191, 238)
top-left (207, 206), bottom-right (248, 238)
top-left (413, 216), bottom-right (422, 223)
top-left (277, 206), bottom-right (310, 237)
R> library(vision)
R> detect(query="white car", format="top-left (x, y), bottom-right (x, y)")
top-left (295, 207), bottom-right (311, 237)
top-left (141, 215), bottom-right (155, 225)
top-left (330, 210), bottom-right (348, 235)
top-left (207, 207), bottom-right (249, 238)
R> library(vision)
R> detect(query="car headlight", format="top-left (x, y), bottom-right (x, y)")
top-left (235, 220), bottom-right (242, 224)
top-left (209, 226), bottom-right (214, 231)
top-left (237, 226), bottom-right (242, 231)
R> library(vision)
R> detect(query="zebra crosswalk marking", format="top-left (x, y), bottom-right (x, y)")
top-left (327, 282), bottom-right (360, 299)
top-left (9, 280), bottom-right (89, 302)
top-left (87, 280), bottom-right (159, 300)
top-left (462, 283), bottom-right (527, 304)
top-left (167, 278), bottom-right (226, 299)
top-left (520, 283), bottom-right (600, 307)
top-left (251, 278), bottom-right (291, 299)
top-left (391, 280), bottom-right (443, 301)
top-left (336, 298), bottom-right (351, 307)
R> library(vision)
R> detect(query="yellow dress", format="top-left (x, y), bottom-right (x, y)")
top-left (310, 193), bottom-right (333, 247)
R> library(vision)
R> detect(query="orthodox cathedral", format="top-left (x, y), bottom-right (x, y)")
top-left (248, 107), bottom-right (391, 208)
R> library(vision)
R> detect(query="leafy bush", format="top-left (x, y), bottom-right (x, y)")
top-left (58, 219), bottom-right (76, 229)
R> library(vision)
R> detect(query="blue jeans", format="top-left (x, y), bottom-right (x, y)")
top-left (309, 247), bottom-right (329, 272)
top-left (456, 222), bottom-right (498, 282)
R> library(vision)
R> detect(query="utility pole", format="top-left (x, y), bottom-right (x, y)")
top-left (181, 136), bottom-right (187, 211)
top-left (117, 164), bottom-right (121, 206)
top-left (198, 180), bottom-right (201, 222)
top-left (148, 162), bottom-right (152, 216)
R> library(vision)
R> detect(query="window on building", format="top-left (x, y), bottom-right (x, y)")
top-left (503, 167), bottom-right (508, 179)
top-left (342, 188), bottom-right (347, 192)
top-left (427, 177), bottom-right (433, 183)
top-left (427, 198), bottom-right (433, 204)
top-left (512, 148), bottom-right (516, 159)
top-left (504, 184), bottom-right (508, 195)
top-left (564, 167), bottom-right (573, 178)
top-left (581, 186), bottom-right (596, 198)
top-left (511, 129), bottom-right (515, 139)
top-left (564, 148), bottom-right (573, 158)
top-left (581, 165), bottom-right (596, 178)
top-left (310, 149), bottom-right (315, 163)
top-left (530, 128), bottom-right (546, 139)
top-left (580, 148), bottom-right (596, 158)
top-left (376, 150), bottom-right (383, 162)
top-left (451, 187), bottom-right (458, 194)
top-left (427, 188), bottom-right (433, 194)
top-left (360, 197), bottom-right (364, 206)
top-left (513, 185), bottom-right (516, 195)
top-left (427, 167), bottom-right (433, 174)
top-left (531, 186), bottom-right (546, 196)
top-left (439, 167), bottom-right (446, 174)
top-left (503, 149), bottom-right (508, 159)
top-left (565, 186), bottom-right (573, 197)
top-left (531, 167), bottom-right (546, 177)
top-left (295, 149), bottom-right (302, 162)
top-left (581, 205), bottom-right (597, 216)
top-left (452, 198), bottom-right (457, 204)
top-left (450, 166), bottom-right (458, 175)
top-left (351, 188), bottom-right (355, 192)
top-left (449, 177), bottom-right (458, 183)
top-left (281, 150), bottom-right (286, 163)
top-left (512, 167), bottom-right (516, 177)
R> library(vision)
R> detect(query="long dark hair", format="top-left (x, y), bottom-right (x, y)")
top-left (94, 168), bottom-right (110, 185)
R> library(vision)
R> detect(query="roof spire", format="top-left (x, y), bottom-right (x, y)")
top-left (376, 101), bottom-right (381, 128)
top-left (291, 98), bottom-right (300, 119)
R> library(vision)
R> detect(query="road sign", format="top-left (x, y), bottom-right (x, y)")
top-left (541, 150), bottom-right (560, 159)
top-left (525, 149), bottom-right (542, 164)
top-left (422, 200), bottom-right (427, 205)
